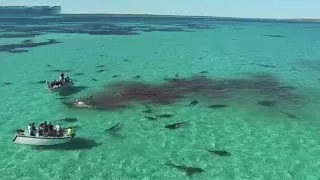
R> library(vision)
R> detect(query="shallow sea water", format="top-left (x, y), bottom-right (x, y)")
top-left (0, 16), bottom-right (320, 179)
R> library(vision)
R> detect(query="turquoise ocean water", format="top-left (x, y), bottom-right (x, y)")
top-left (1, 16), bottom-right (320, 179)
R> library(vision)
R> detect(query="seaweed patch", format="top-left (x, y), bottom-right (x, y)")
top-left (264, 34), bottom-right (286, 38)
top-left (0, 32), bottom-right (41, 38)
top-left (0, 39), bottom-right (61, 53)
top-left (1, 82), bottom-right (13, 87)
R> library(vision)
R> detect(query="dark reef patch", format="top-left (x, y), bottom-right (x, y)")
top-left (0, 39), bottom-right (61, 53)
top-left (174, 23), bottom-right (212, 29)
top-left (137, 26), bottom-right (191, 33)
top-left (0, 16), bottom-right (215, 39)
top-left (264, 34), bottom-right (286, 38)
top-left (0, 32), bottom-right (41, 38)
top-left (8, 49), bottom-right (29, 53)
top-left (63, 73), bottom-right (299, 111)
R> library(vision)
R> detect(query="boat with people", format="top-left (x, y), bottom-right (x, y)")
top-left (46, 72), bottom-right (74, 91)
top-left (12, 121), bottom-right (75, 146)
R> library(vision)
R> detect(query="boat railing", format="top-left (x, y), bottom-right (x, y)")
top-left (16, 134), bottom-right (72, 139)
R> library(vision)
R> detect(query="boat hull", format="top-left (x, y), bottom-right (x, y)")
top-left (12, 135), bottom-right (72, 146)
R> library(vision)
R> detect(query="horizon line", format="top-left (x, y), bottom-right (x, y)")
top-left (60, 13), bottom-right (320, 21)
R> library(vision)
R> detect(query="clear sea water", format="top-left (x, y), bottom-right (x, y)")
top-left (1, 16), bottom-right (320, 179)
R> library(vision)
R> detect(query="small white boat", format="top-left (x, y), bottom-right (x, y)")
top-left (13, 129), bottom-right (74, 146)
top-left (46, 80), bottom-right (74, 91)
top-left (12, 135), bottom-right (72, 146)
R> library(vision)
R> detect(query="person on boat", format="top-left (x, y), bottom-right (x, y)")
top-left (66, 127), bottom-right (74, 137)
top-left (31, 122), bottom-right (36, 136)
top-left (38, 121), bottom-right (46, 136)
top-left (59, 72), bottom-right (65, 81)
top-left (44, 121), bottom-right (48, 131)
top-left (38, 124), bottom-right (43, 136)
top-left (48, 122), bottom-right (54, 134)
top-left (55, 123), bottom-right (61, 137)
top-left (27, 123), bottom-right (32, 136)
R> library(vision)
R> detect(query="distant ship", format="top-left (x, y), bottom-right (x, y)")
top-left (0, 6), bottom-right (61, 17)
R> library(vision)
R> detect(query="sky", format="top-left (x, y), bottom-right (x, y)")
top-left (0, 0), bottom-right (320, 19)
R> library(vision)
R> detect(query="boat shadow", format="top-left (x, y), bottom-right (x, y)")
top-left (32, 137), bottom-right (101, 151)
top-left (58, 86), bottom-right (88, 96)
